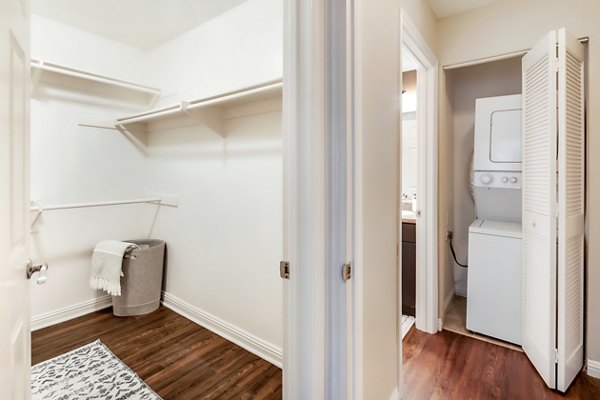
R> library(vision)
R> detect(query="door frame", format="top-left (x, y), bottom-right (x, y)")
top-left (283, 0), bottom-right (351, 398)
top-left (400, 11), bottom-right (439, 334)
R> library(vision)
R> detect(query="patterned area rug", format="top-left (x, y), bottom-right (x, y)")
top-left (31, 340), bottom-right (161, 399)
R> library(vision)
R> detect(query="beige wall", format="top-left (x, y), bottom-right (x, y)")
top-left (438, 70), bottom-right (455, 315)
top-left (356, 0), bottom-right (401, 397)
top-left (401, 0), bottom-right (438, 54)
top-left (437, 0), bottom-right (600, 363)
top-left (446, 57), bottom-right (522, 295)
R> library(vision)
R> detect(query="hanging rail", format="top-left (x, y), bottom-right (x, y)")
top-left (115, 79), bottom-right (283, 127)
top-left (30, 198), bottom-right (161, 212)
top-left (30, 198), bottom-right (162, 228)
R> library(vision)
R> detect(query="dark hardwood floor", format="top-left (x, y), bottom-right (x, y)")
top-left (403, 327), bottom-right (600, 400)
top-left (33, 306), bottom-right (600, 399)
top-left (31, 306), bottom-right (282, 400)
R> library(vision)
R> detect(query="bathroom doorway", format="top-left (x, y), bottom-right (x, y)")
top-left (399, 11), bottom-right (438, 341)
top-left (401, 65), bottom-right (418, 337)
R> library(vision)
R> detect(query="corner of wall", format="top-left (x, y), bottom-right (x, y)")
top-left (161, 291), bottom-right (283, 368)
top-left (587, 359), bottom-right (600, 379)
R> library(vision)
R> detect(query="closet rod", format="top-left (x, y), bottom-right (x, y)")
top-left (30, 198), bottom-right (161, 212)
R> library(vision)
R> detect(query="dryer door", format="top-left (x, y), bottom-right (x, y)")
top-left (490, 108), bottom-right (522, 163)
top-left (474, 94), bottom-right (522, 172)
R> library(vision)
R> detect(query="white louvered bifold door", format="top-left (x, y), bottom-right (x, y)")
top-left (522, 30), bottom-right (558, 389)
top-left (556, 28), bottom-right (585, 393)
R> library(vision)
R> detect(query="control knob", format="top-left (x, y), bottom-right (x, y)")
top-left (480, 173), bottom-right (493, 185)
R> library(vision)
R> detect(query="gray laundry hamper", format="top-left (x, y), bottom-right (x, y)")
top-left (112, 239), bottom-right (166, 316)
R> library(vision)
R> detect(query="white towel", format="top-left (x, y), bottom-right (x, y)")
top-left (90, 240), bottom-right (138, 296)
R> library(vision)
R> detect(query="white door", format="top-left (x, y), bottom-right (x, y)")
top-left (0, 0), bottom-right (32, 398)
top-left (522, 28), bottom-right (585, 392)
top-left (556, 28), bottom-right (585, 393)
top-left (522, 29), bottom-right (559, 390)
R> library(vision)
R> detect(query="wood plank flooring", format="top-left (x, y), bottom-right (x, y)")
top-left (33, 306), bottom-right (600, 399)
top-left (403, 326), bottom-right (600, 400)
top-left (443, 296), bottom-right (522, 352)
top-left (31, 306), bottom-right (282, 399)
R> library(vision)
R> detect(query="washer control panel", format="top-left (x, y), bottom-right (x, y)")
top-left (474, 171), bottom-right (521, 189)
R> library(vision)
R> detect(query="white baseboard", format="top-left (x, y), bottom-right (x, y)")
top-left (31, 295), bottom-right (112, 331)
top-left (587, 359), bottom-right (600, 379)
top-left (161, 291), bottom-right (283, 368)
top-left (389, 387), bottom-right (400, 400)
top-left (437, 289), bottom-right (455, 331)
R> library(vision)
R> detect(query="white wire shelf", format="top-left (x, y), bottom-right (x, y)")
top-left (31, 59), bottom-right (161, 105)
top-left (114, 79), bottom-right (282, 144)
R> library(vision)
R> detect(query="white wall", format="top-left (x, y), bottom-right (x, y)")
top-left (402, 71), bottom-right (418, 198)
top-left (437, 0), bottom-right (600, 365)
top-left (30, 16), bottom-right (155, 324)
top-left (402, 118), bottom-right (418, 198)
top-left (30, 0), bottom-right (284, 359)
top-left (143, 0), bottom-right (283, 353)
top-left (144, 107), bottom-right (283, 351)
top-left (146, 0), bottom-right (283, 103)
top-left (446, 57), bottom-right (522, 295)
top-left (31, 15), bottom-right (153, 86)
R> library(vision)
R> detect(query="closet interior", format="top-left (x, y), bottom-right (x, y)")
top-left (440, 28), bottom-right (586, 392)
top-left (29, 0), bottom-right (284, 372)
top-left (442, 55), bottom-right (522, 349)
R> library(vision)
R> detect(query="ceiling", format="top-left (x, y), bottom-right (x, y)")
top-left (427, 0), bottom-right (504, 18)
top-left (32, 0), bottom-right (506, 50)
top-left (31, 0), bottom-right (247, 51)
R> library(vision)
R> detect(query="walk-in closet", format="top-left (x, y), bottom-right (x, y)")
top-left (27, 1), bottom-right (284, 397)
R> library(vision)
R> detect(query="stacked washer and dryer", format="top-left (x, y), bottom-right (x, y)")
top-left (466, 94), bottom-right (523, 345)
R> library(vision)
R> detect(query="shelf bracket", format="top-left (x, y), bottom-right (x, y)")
top-left (116, 123), bottom-right (148, 154)
top-left (180, 100), bottom-right (191, 114)
top-left (149, 91), bottom-right (162, 109)
top-left (30, 200), bottom-right (44, 230)
top-left (183, 102), bottom-right (225, 136)
top-left (31, 60), bottom-right (44, 93)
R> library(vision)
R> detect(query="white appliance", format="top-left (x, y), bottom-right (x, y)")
top-left (467, 94), bottom-right (523, 345)
top-left (472, 94), bottom-right (522, 223)
top-left (467, 220), bottom-right (522, 344)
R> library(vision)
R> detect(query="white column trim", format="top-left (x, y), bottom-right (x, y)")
top-left (284, 0), bottom-right (349, 397)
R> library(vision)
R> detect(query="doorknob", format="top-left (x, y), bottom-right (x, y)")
top-left (26, 260), bottom-right (48, 285)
